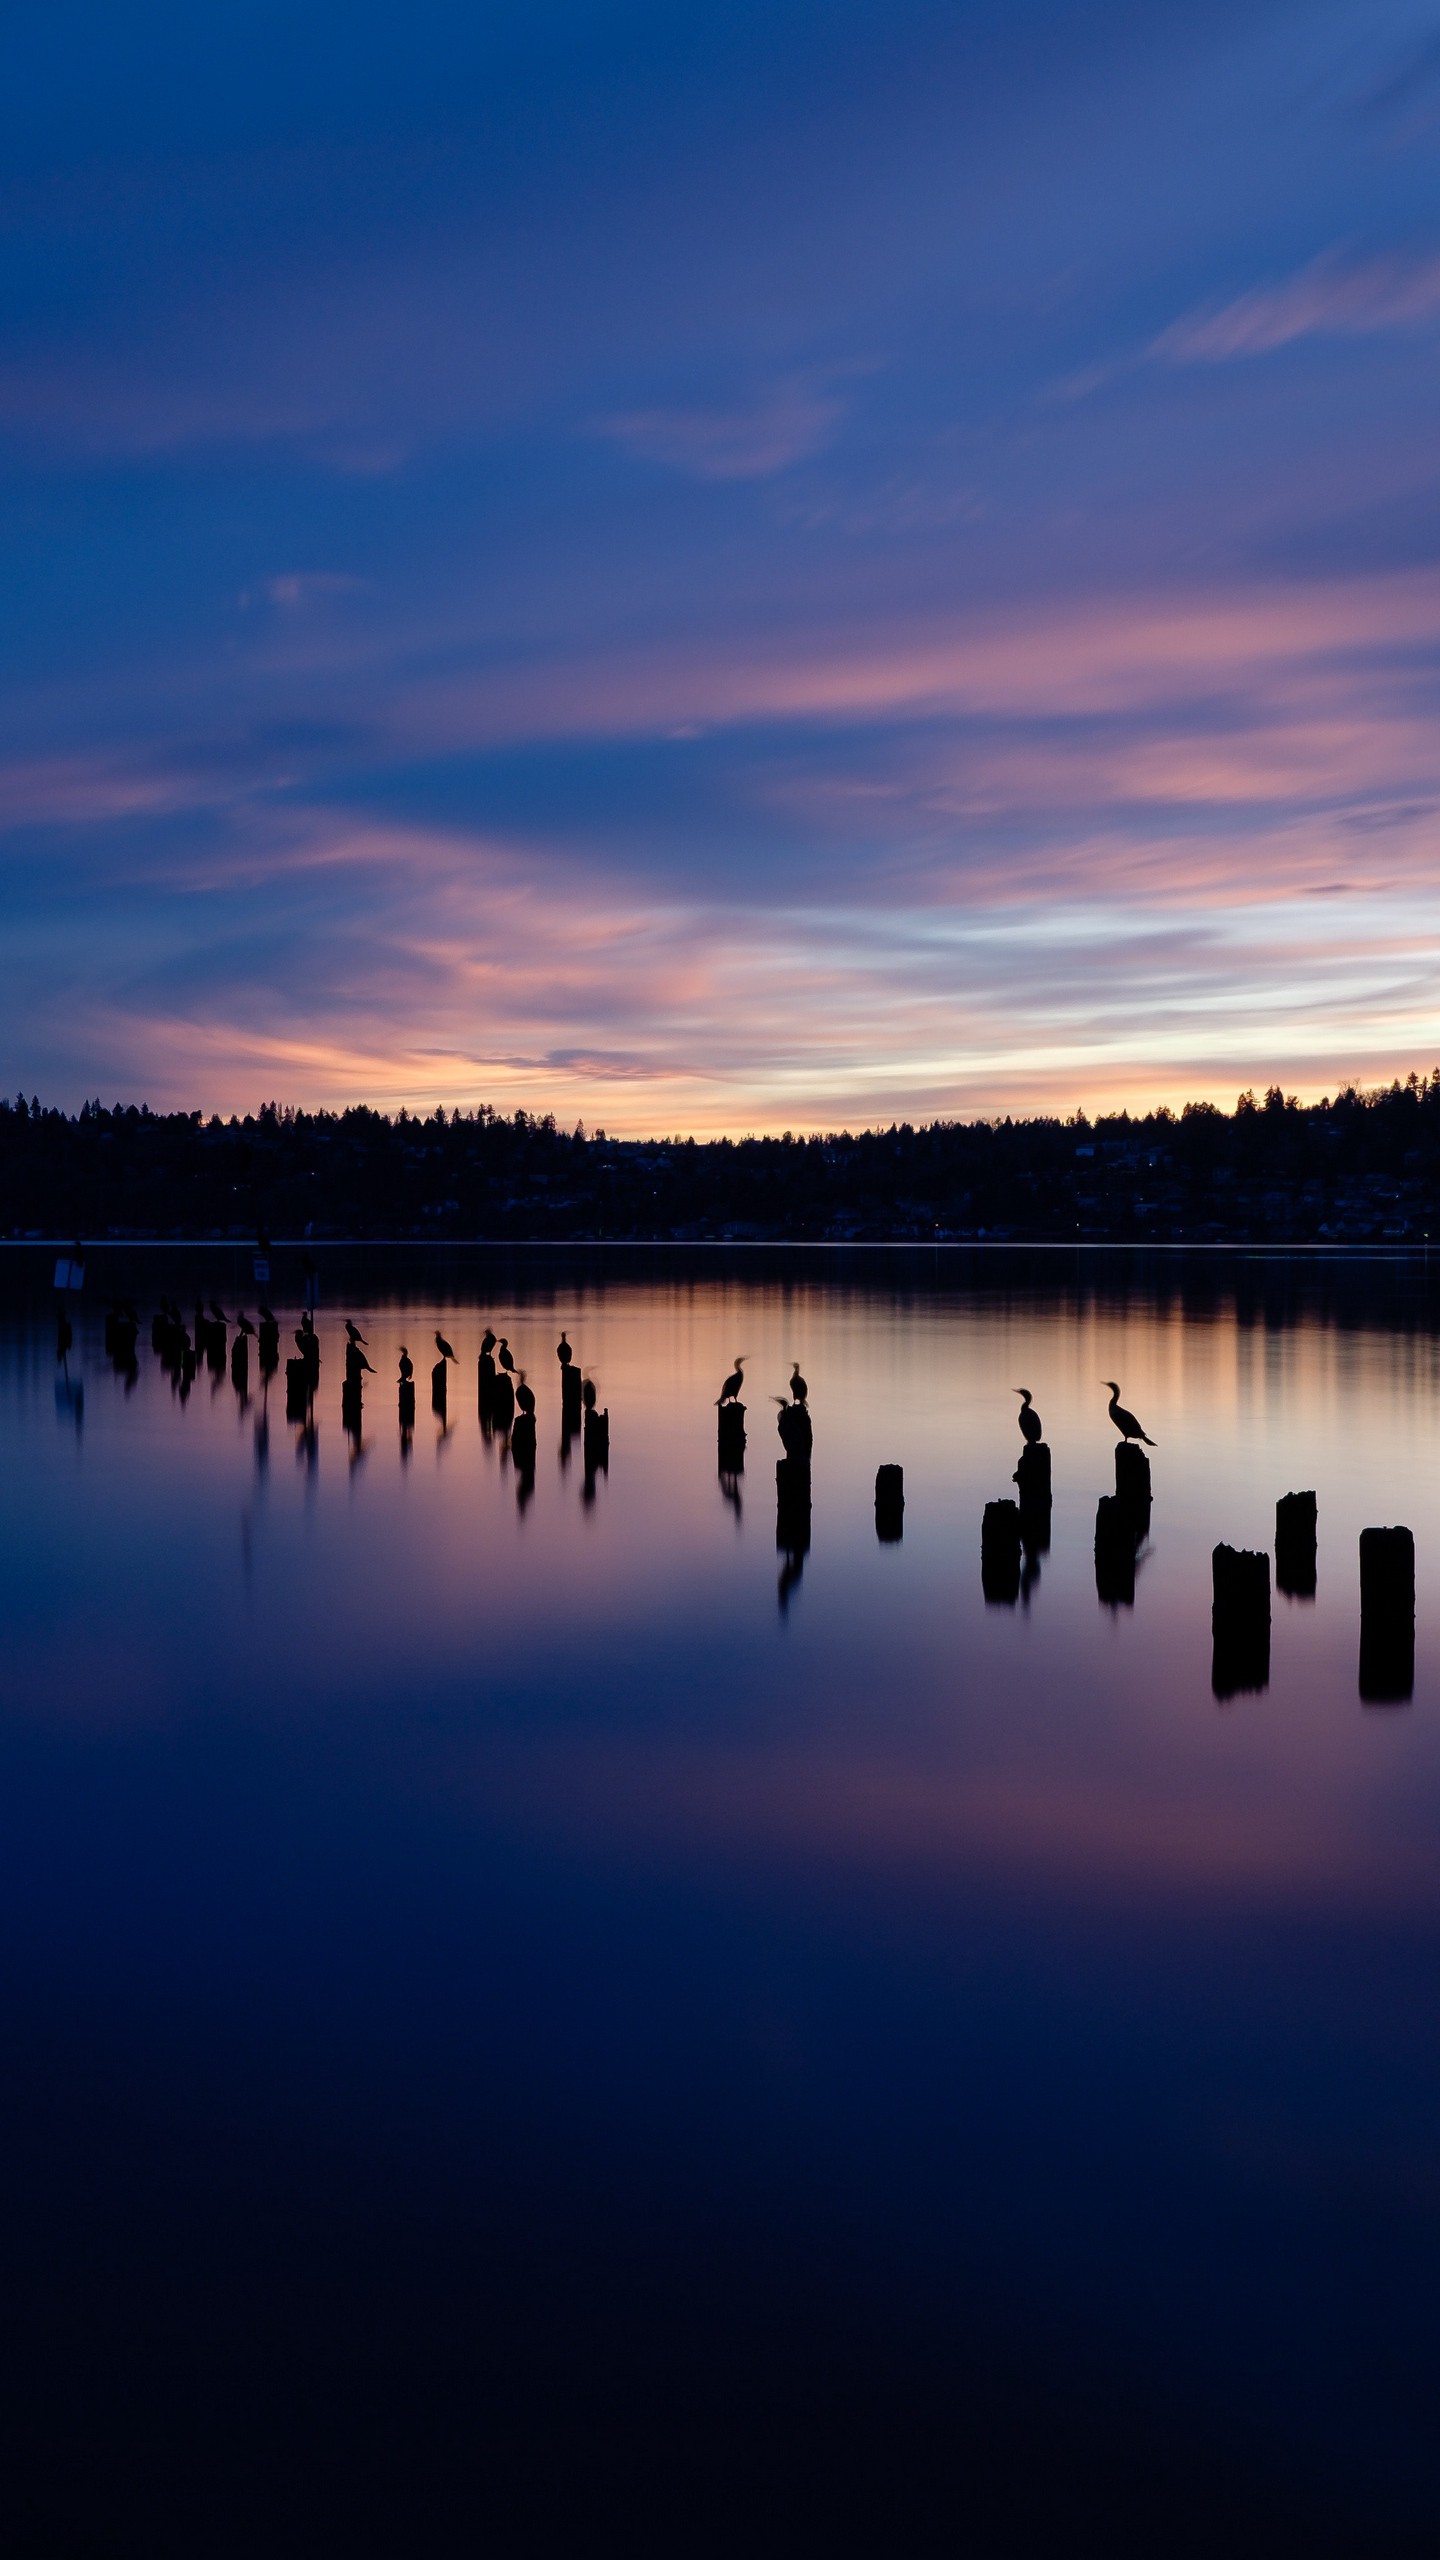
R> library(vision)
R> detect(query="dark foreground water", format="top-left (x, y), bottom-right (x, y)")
top-left (2, 1246), bottom-right (1438, 2557)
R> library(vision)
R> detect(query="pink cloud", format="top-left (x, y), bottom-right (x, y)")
top-left (599, 376), bottom-right (845, 480)
top-left (1155, 248), bottom-right (1440, 363)
top-left (400, 571), bottom-right (1440, 747)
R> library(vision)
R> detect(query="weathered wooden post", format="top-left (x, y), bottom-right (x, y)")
top-left (1212, 1544), bottom-right (1270, 1699)
top-left (717, 1400), bottom-right (746, 1469)
top-left (777, 1401), bottom-right (813, 1463)
top-left (1359, 1526), bottom-right (1414, 1704)
top-left (1114, 1441), bottom-right (1151, 1522)
top-left (875, 1463), bottom-right (904, 1543)
top-left (982, 1497), bottom-right (1022, 1604)
top-left (1275, 1490), bottom-right (1317, 1599)
top-left (1094, 1495), bottom-right (1138, 1606)
top-left (1013, 1441), bottom-right (1052, 1557)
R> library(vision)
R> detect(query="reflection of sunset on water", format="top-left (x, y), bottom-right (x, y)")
top-left (3, 1246), bottom-right (1440, 2549)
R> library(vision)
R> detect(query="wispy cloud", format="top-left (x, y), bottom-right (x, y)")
top-left (239, 572), bottom-right (368, 612)
top-left (1155, 248), bottom-right (1440, 363)
top-left (597, 377), bottom-right (845, 481)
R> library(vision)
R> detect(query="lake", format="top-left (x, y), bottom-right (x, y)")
top-left (1, 1245), bottom-right (1437, 2556)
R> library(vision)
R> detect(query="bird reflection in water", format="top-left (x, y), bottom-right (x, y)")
top-left (719, 1468), bottom-right (743, 1523)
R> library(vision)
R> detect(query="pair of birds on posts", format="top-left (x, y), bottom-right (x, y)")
top-left (1013, 1382), bottom-right (1155, 1446)
top-left (717, 1355), bottom-right (807, 1408)
top-left (398, 1327), bottom-right (535, 1415)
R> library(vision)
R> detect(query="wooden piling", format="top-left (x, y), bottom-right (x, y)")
top-left (875, 1463), bottom-right (904, 1543)
top-left (777, 1402), bottom-right (813, 1462)
top-left (1275, 1490), bottom-right (1317, 1599)
top-left (717, 1401), bottom-right (746, 1466)
top-left (1211, 1544), bottom-right (1271, 1700)
top-left (1359, 1526), bottom-right (1414, 1704)
top-left (982, 1497), bottom-right (1022, 1604)
top-left (1014, 1441), bottom-right (1051, 1504)
top-left (1094, 1494), bottom-right (1138, 1606)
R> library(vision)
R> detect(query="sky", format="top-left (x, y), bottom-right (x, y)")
top-left (5, 0), bottom-right (1440, 1131)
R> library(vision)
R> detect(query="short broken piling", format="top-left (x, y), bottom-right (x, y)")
top-left (1359, 1526), bottom-right (1414, 1704)
top-left (717, 1400), bottom-right (746, 1470)
top-left (1275, 1491), bottom-right (1317, 1600)
top-left (1094, 1494), bottom-right (1138, 1607)
top-left (1212, 1543), bottom-right (1270, 1700)
top-left (1114, 1442), bottom-right (1151, 1527)
top-left (981, 1498), bottom-right (1022, 1605)
top-left (875, 1463), bottom-right (904, 1543)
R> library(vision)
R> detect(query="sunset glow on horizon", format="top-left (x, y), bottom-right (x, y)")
top-left (6, 3), bottom-right (1440, 1130)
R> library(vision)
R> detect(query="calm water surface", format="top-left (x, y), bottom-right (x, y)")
top-left (2, 1248), bottom-right (1438, 2556)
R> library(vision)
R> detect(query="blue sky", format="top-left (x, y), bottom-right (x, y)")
top-left (5, 0), bottom-right (1440, 1127)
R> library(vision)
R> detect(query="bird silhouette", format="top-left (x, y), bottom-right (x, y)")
top-left (497, 1338), bottom-right (515, 1374)
top-left (435, 1330), bottom-right (456, 1362)
top-left (398, 1348), bottom-right (413, 1383)
top-left (349, 1350), bottom-right (375, 1376)
top-left (209, 1301), bottom-right (228, 1326)
top-left (790, 1362), bottom-right (808, 1404)
top-left (516, 1373), bottom-right (536, 1417)
top-left (236, 1312), bottom-right (255, 1338)
top-left (1103, 1381), bottom-right (1155, 1445)
top-left (1015, 1388), bottom-right (1042, 1444)
top-left (345, 1320), bottom-right (367, 1345)
top-left (480, 1327), bottom-right (496, 1357)
top-left (557, 1332), bottom-right (572, 1366)
top-left (718, 1355), bottom-right (745, 1406)
top-left (259, 1303), bottom-right (276, 1327)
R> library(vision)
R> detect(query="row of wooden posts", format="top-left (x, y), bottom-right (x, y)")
top-left (284, 1337), bottom-right (610, 1473)
top-left (722, 1401), bottom-right (1416, 1701)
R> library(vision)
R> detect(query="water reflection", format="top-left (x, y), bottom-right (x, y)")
top-left (4, 1246), bottom-right (1440, 2552)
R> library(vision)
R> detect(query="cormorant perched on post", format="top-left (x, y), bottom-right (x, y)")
top-left (789, 1362), bottom-right (808, 1405)
top-left (481, 1328), bottom-right (496, 1358)
top-left (516, 1373), bottom-right (536, 1418)
top-left (1015, 1388), bottom-right (1042, 1445)
top-left (557, 1332), bottom-right (572, 1367)
top-left (434, 1330), bottom-right (456, 1363)
top-left (1103, 1382), bottom-right (1155, 1446)
top-left (398, 1348), bottom-right (413, 1384)
top-left (209, 1302), bottom-right (228, 1328)
top-left (718, 1356), bottom-right (745, 1405)
top-left (497, 1337), bottom-right (515, 1375)
top-left (345, 1320), bottom-right (367, 1346)
top-left (235, 1312), bottom-right (255, 1340)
